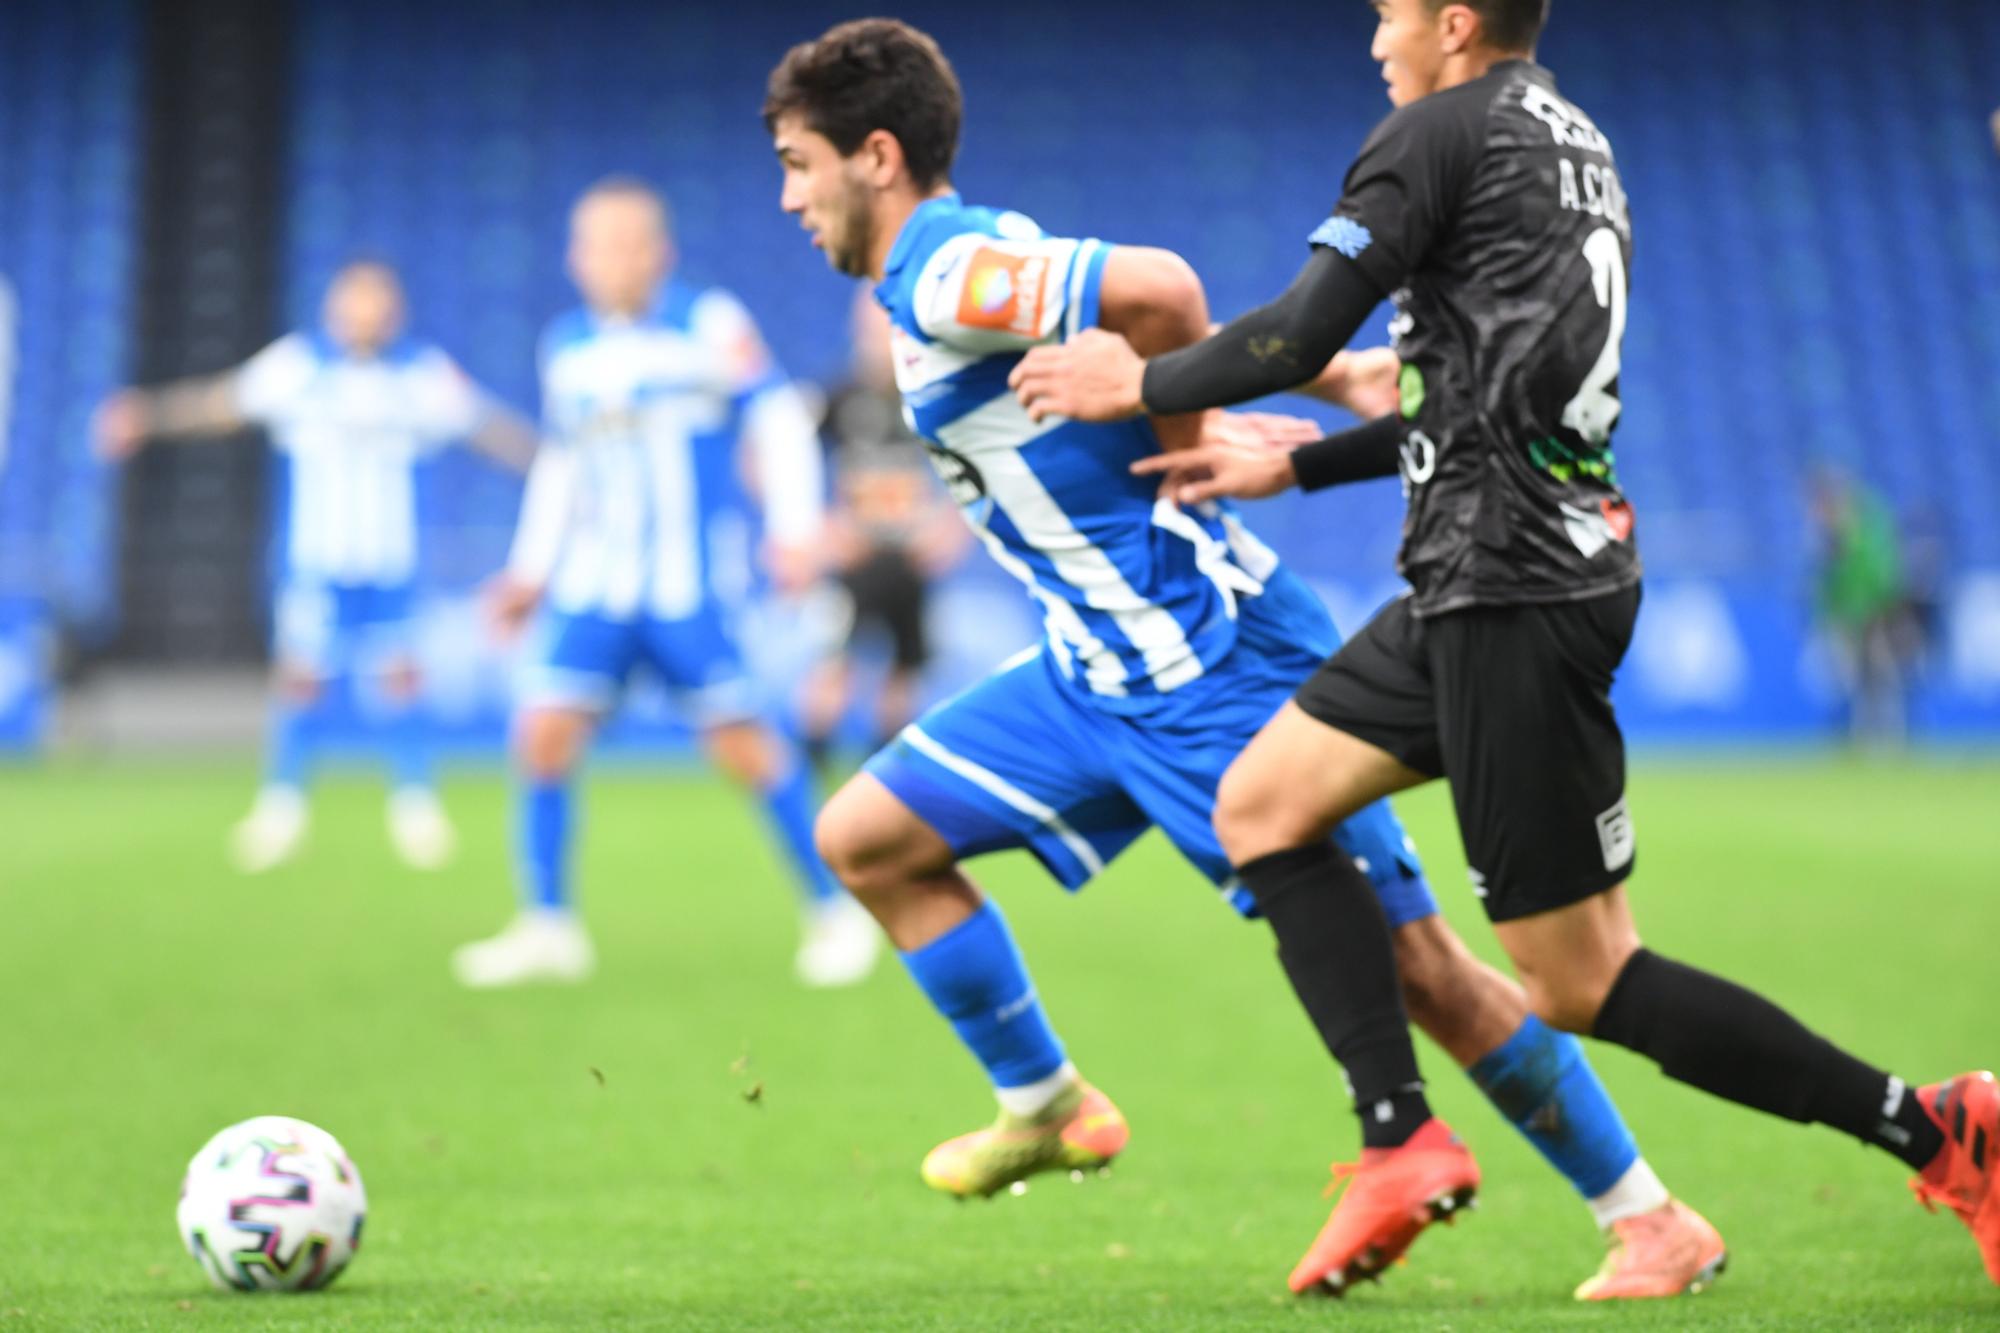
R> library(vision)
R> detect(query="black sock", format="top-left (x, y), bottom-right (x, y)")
top-left (1239, 842), bottom-right (1430, 1149)
top-left (1593, 949), bottom-right (1943, 1171)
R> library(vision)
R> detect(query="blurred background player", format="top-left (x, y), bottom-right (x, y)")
top-left (799, 290), bottom-right (970, 776)
top-left (454, 177), bottom-right (879, 990)
top-left (94, 260), bottom-right (533, 872)
top-left (1809, 465), bottom-right (1914, 747)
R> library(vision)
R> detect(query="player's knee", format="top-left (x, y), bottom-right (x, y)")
top-left (1519, 966), bottom-right (1612, 1036)
top-left (515, 710), bottom-right (584, 782)
top-left (704, 722), bottom-right (774, 788)
top-left (379, 659), bottom-right (422, 702)
top-left (1214, 757), bottom-right (1315, 864)
top-left (814, 778), bottom-right (944, 902)
top-left (275, 666), bottom-right (323, 706)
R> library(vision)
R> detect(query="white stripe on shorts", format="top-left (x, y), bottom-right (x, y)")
top-left (900, 723), bottom-right (1105, 878)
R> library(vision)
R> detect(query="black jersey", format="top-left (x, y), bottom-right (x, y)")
top-left (1320, 60), bottom-right (1639, 616)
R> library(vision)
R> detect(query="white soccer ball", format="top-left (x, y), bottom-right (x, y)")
top-left (175, 1115), bottom-right (367, 1292)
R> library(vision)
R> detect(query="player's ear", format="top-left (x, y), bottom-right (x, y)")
top-left (856, 128), bottom-right (907, 190)
top-left (1435, 3), bottom-right (1478, 55)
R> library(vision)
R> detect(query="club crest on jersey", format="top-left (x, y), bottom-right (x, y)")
top-left (956, 247), bottom-right (1046, 339)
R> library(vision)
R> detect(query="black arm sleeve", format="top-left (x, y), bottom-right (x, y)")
top-left (1137, 248), bottom-right (1385, 416)
top-left (1289, 413), bottom-right (1405, 493)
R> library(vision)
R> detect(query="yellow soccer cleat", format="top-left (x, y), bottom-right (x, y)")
top-left (921, 1081), bottom-right (1128, 1199)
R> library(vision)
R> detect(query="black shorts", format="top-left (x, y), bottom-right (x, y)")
top-left (1293, 584), bottom-right (1642, 923)
top-left (842, 547), bottom-right (930, 671)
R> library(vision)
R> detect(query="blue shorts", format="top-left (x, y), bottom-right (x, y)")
top-left (866, 569), bottom-right (1438, 925)
top-left (519, 602), bottom-right (758, 727)
top-left (273, 579), bottom-right (417, 679)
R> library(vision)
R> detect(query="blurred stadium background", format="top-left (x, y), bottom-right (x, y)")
top-left (3, 0), bottom-right (1997, 755)
top-left (5, 3), bottom-right (2000, 1328)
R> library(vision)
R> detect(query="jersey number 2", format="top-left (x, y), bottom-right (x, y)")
top-left (1560, 226), bottom-right (1626, 447)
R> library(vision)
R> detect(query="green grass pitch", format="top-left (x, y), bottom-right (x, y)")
top-left (0, 756), bottom-right (1995, 1330)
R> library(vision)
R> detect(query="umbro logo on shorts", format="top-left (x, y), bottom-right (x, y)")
top-left (1596, 797), bottom-right (1635, 872)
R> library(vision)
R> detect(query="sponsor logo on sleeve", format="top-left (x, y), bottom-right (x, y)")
top-left (955, 246), bottom-right (1048, 339)
top-left (1307, 215), bottom-right (1373, 260)
top-left (1595, 797), bottom-right (1635, 873)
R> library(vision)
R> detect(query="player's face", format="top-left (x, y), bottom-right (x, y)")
top-left (568, 193), bottom-right (672, 316)
top-left (773, 115), bottom-right (875, 279)
top-left (324, 266), bottom-right (405, 354)
top-left (1370, 0), bottom-right (1450, 106)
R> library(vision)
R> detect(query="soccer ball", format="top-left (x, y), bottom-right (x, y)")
top-left (175, 1115), bottom-right (366, 1292)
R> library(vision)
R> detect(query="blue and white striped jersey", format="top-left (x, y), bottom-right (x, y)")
top-left (876, 193), bottom-right (1281, 710)
top-left (236, 332), bottom-right (480, 587)
top-left (509, 280), bottom-right (821, 622)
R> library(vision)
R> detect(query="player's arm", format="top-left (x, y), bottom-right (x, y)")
top-left (742, 378), bottom-right (827, 593)
top-left (92, 371), bottom-right (249, 459)
top-left (463, 400), bottom-right (541, 473)
top-left (1302, 346), bottom-right (1403, 418)
top-left (695, 288), bottom-right (827, 593)
top-left (486, 439), bottom-right (574, 639)
top-left (1092, 246), bottom-right (1217, 456)
top-left (1011, 245), bottom-right (1388, 423)
top-left (96, 333), bottom-right (327, 461)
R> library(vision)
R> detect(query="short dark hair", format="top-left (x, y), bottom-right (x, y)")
top-left (763, 19), bottom-right (962, 192)
top-left (1430, 0), bottom-right (1550, 53)
top-left (575, 174), bottom-right (674, 237)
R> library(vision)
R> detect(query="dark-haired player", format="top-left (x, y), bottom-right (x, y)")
top-left (1013, 0), bottom-right (1999, 1294)
top-left (767, 15), bottom-right (1732, 1301)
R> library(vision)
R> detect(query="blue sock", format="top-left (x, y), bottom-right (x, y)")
top-left (385, 704), bottom-right (433, 792)
top-left (517, 779), bottom-right (573, 912)
top-left (758, 755), bottom-right (842, 906)
top-left (900, 900), bottom-right (1067, 1089)
top-left (1470, 1015), bottom-right (1640, 1199)
top-left (265, 700), bottom-right (314, 793)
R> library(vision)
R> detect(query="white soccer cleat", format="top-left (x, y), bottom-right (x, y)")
top-left (794, 893), bottom-right (882, 988)
top-left (229, 787), bottom-right (309, 874)
top-left (387, 787), bottom-right (457, 871)
top-left (451, 911), bottom-right (596, 988)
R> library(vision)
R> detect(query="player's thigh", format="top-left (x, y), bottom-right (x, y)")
top-left (271, 580), bottom-right (339, 696)
top-left (814, 768), bottom-right (959, 887)
top-left (862, 649), bottom-right (1144, 894)
top-left (1430, 585), bottom-right (1640, 928)
top-left (517, 610), bottom-right (640, 717)
top-left (512, 612), bottom-right (636, 776)
top-left (1216, 596), bottom-right (1442, 862)
top-left (1214, 703), bottom-right (1430, 865)
top-left (350, 584), bottom-right (422, 702)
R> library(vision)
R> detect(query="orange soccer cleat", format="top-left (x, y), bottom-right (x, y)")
top-left (1287, 1118), bottom-right (1480, 1296)
top-left (1910, 1070), bottom-right (2000, 1284)
top-left (1574, 1198), bottom-right (1728, 1300)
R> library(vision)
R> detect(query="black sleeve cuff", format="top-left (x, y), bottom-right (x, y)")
top-left (1289, 413), bottom-right (1405, 492)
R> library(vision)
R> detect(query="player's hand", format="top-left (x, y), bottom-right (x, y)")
top-left (91, 390), bottom-right (150, 461)
top-left (482, 572), bottom-right (543, 642)
top-left (764, 541), bottom-right (822, 596)
top-left (1130, 412), bottom-right (1318, 506)
top-left (1314, 346), bottom-right (1402, 420)
top-left (1008, 328), bottom-right (1146, 423)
